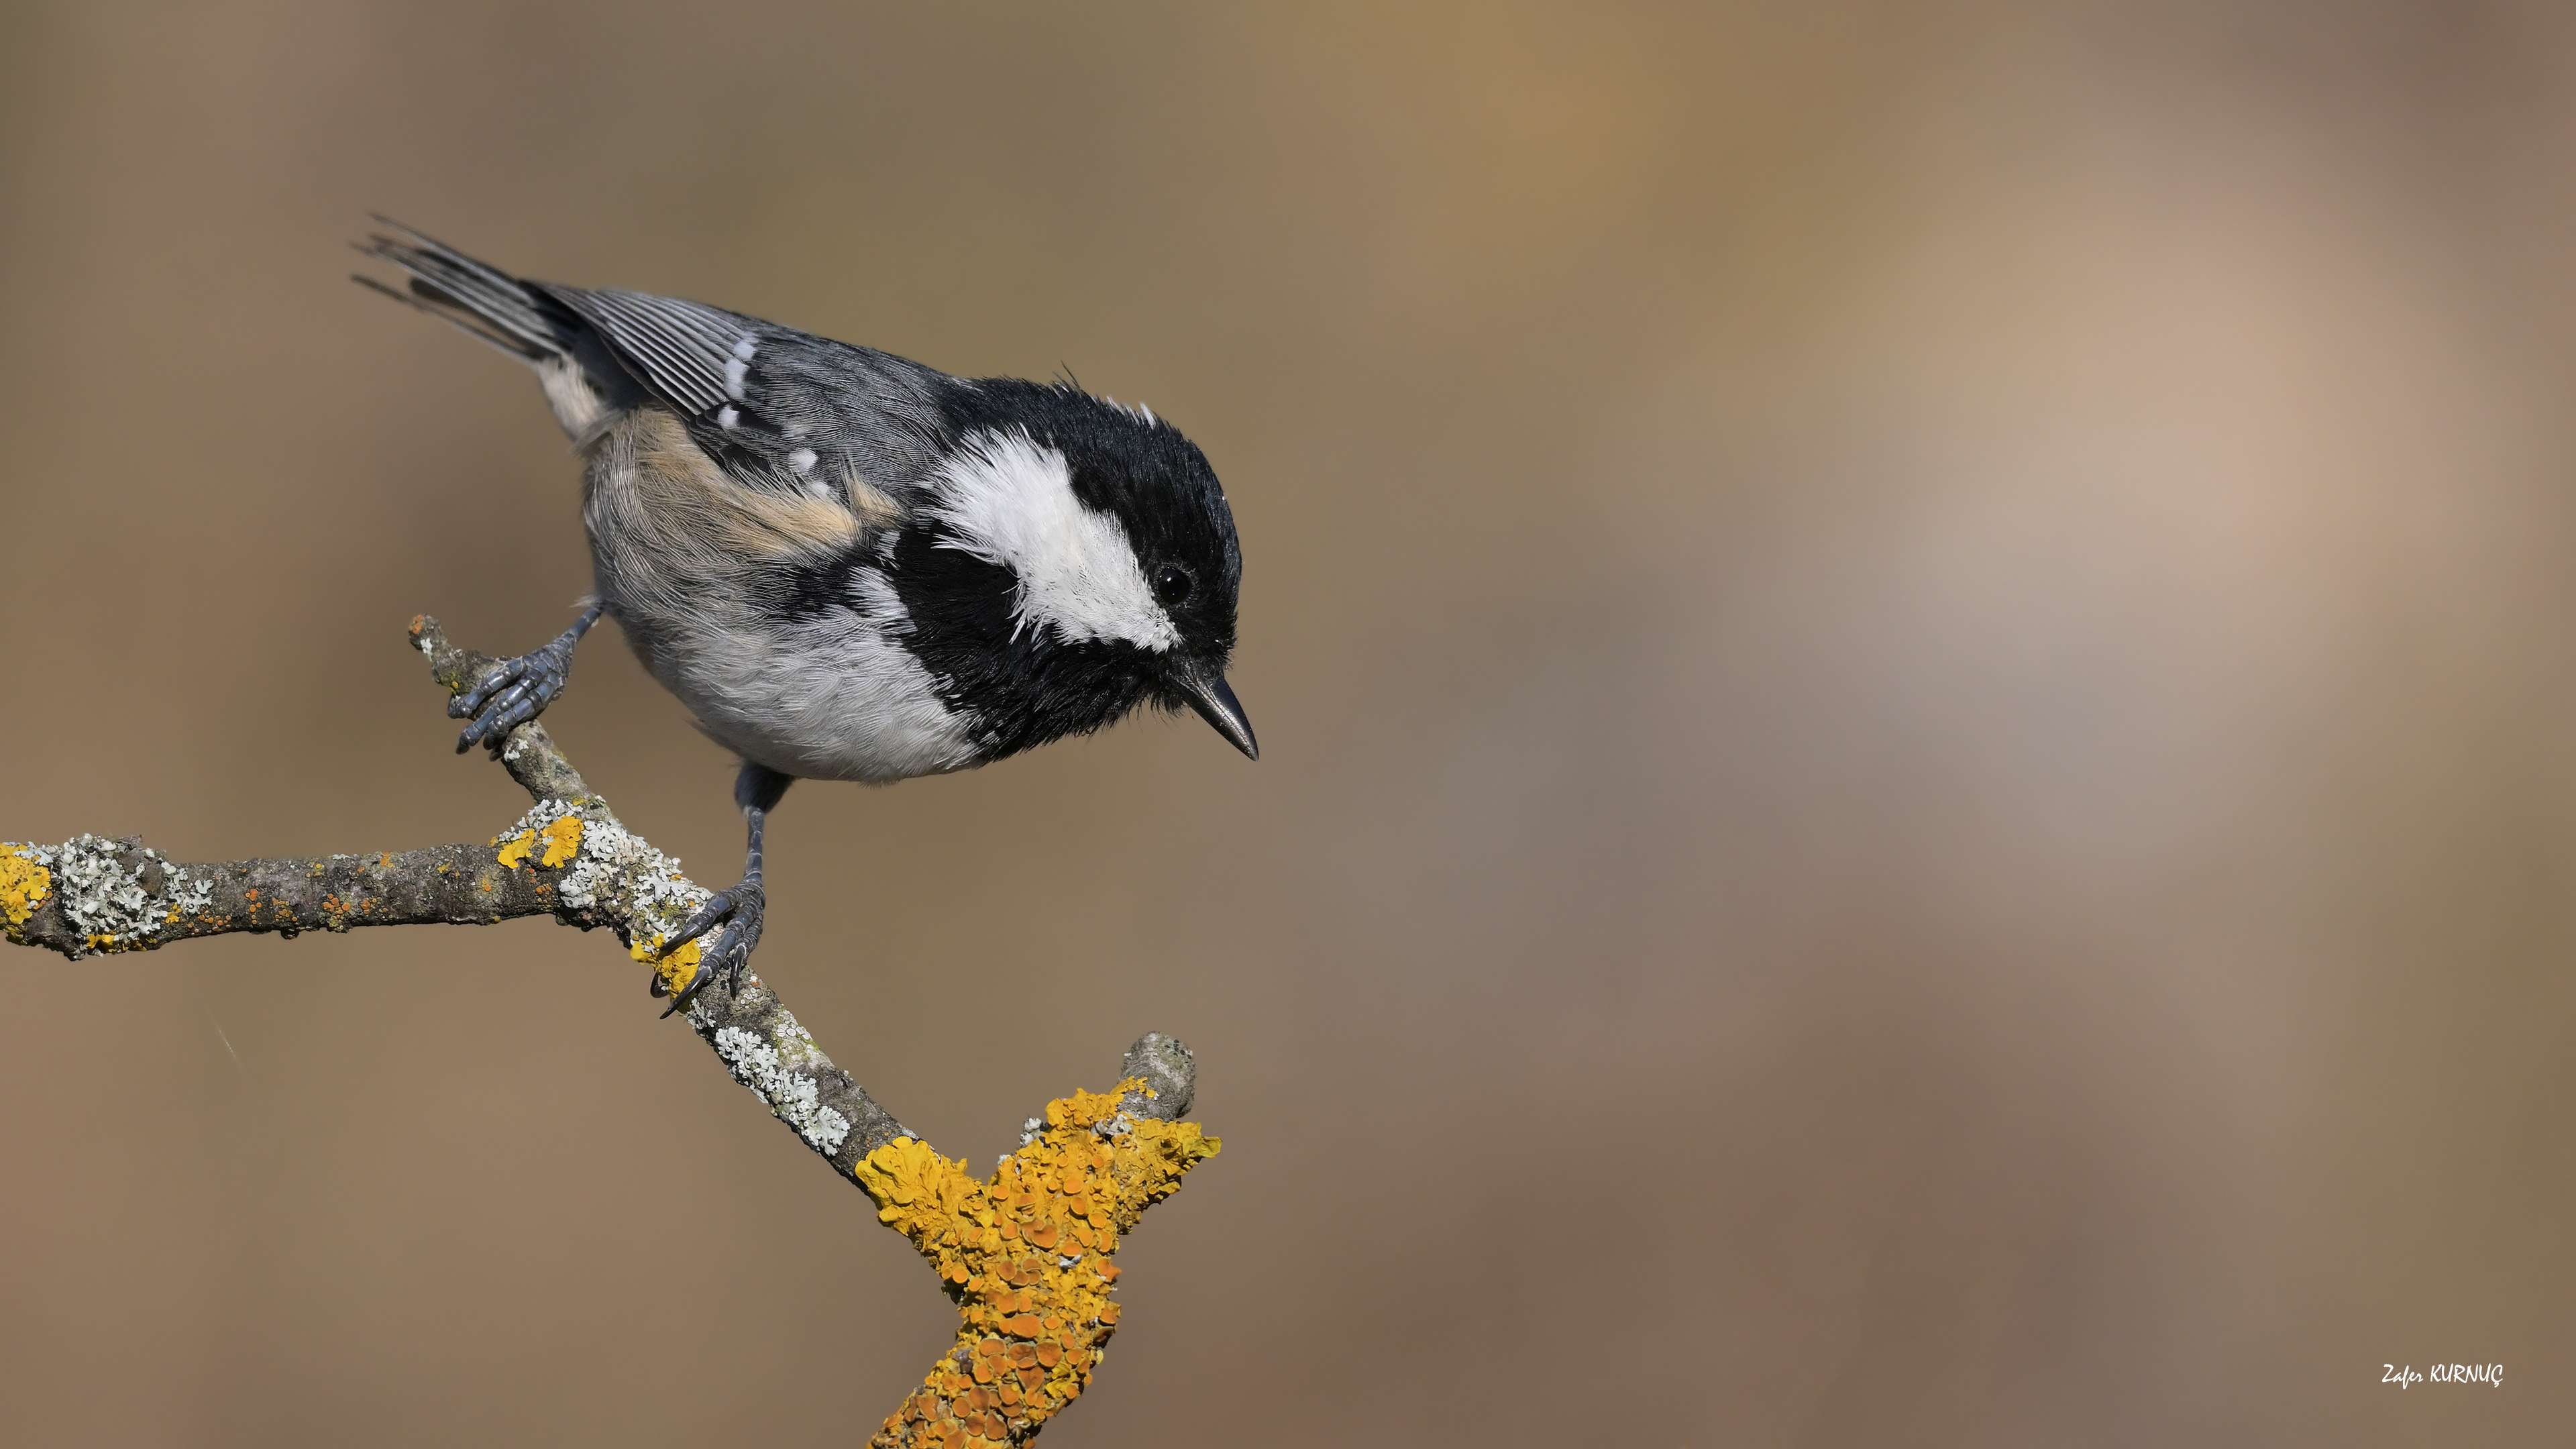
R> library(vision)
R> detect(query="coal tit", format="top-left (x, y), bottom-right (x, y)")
top-left (356, 222), bottom-right (1254, 1009)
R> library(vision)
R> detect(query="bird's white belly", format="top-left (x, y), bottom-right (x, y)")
top-left (646, 607), bottom-right (980, 784)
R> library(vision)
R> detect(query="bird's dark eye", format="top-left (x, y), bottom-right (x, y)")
top-left (1151, 563), bottom-right (1194, 607)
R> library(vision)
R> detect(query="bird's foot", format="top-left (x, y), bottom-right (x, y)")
top-left (449, 608), bottom-right (597, 753)
top-left (652, 879), bottom-right (765, 1017)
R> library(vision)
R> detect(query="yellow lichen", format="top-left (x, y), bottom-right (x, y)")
top-left (497, 818), bottom-right (582, 872)
top-left (1, 846), bottom-right (48, 942)
top-left (856, 1080), bottom-right (1219, 1446)
top-left (80, 930), bottom-right (154, 954)
top-left (537, 816), bottom-right (584, 869)
top-left (633, 932), bottom-right (703, 994)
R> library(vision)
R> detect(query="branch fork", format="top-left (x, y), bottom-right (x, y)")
top-left (4, 615), bottom-right (1218, 1444)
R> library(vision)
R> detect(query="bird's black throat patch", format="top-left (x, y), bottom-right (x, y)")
top-left (883, 525), bottom-right (1160, 762)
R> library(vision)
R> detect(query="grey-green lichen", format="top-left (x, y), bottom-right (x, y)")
top-left (6, 835), bottom-right (215, 957)
top-left (713, 1021), bottom-right (855, 1155)
top-left (493, 798), bottom-right (710, 989)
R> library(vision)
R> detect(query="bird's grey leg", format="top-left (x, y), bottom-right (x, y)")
top-left (450, 602), bottom-right (604, 753)
top-left (657, 761), bottom-right (795, 1016)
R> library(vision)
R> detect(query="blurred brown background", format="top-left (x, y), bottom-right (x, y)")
top-left (3, 1), bottom-right (2572, 1444)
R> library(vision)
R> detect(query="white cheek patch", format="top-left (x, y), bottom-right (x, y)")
top-left (924, 429), bottom-right (1181, 651)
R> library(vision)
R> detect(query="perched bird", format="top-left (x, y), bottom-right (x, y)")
top-left (356, 222), bottom-right (1254, 1010)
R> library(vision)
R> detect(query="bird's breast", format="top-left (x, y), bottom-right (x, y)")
top-left (580, 411), bottom-right (983, 784)
top-left (649, 602), bottom-right (983, 784)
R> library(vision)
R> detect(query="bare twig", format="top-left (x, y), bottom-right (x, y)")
top-left (3, 615), bottom-right (1218, 1444)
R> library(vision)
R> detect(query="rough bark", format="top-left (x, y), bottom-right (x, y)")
top-left (2, 615), bottom-right (1214, 1444)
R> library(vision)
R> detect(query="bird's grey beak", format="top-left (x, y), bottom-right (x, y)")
top-left (1176, 669), bottom-right (1258, 760)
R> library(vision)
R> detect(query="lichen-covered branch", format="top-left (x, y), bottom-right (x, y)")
top-left (1, 835), bottom-right (561, 954)
top-left (857, 1043), bottom-right (1218, 1448)
top-left (4, 615), bottom-right (1219, 1442)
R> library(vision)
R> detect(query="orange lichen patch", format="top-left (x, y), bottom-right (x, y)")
top-left (80, 930), bottom-right (155, 954)
top-left (1, 847), bottom-right (50, 941)
top-left (537, 815), bottom-right (584, 869)
top-left (857, 1081), bottom-right (1219, 1447)
top-left (633, 931), bottom-right (703, 994)
top-left (498, 818), bottom-right (582, 871)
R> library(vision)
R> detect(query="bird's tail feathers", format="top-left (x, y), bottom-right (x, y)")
top-left (354, 218), bottom-right (568, 362)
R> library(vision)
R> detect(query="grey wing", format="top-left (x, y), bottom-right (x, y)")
top-left (537, 283), bottom-right (957, 506)
top-left (538, 286), bottom-right (747, 413)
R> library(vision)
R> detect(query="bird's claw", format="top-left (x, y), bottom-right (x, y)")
top-left (451, 634), bottom-right (579, 753)
top-left (651, 880), bottom-right (765, 1017)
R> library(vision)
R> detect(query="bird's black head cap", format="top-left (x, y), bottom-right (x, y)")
top-left (890, 378), bottom-right (1252, 763)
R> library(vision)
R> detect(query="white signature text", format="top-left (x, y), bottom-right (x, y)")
top-left (2382, 1363), bottom-right (2502, 1389)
